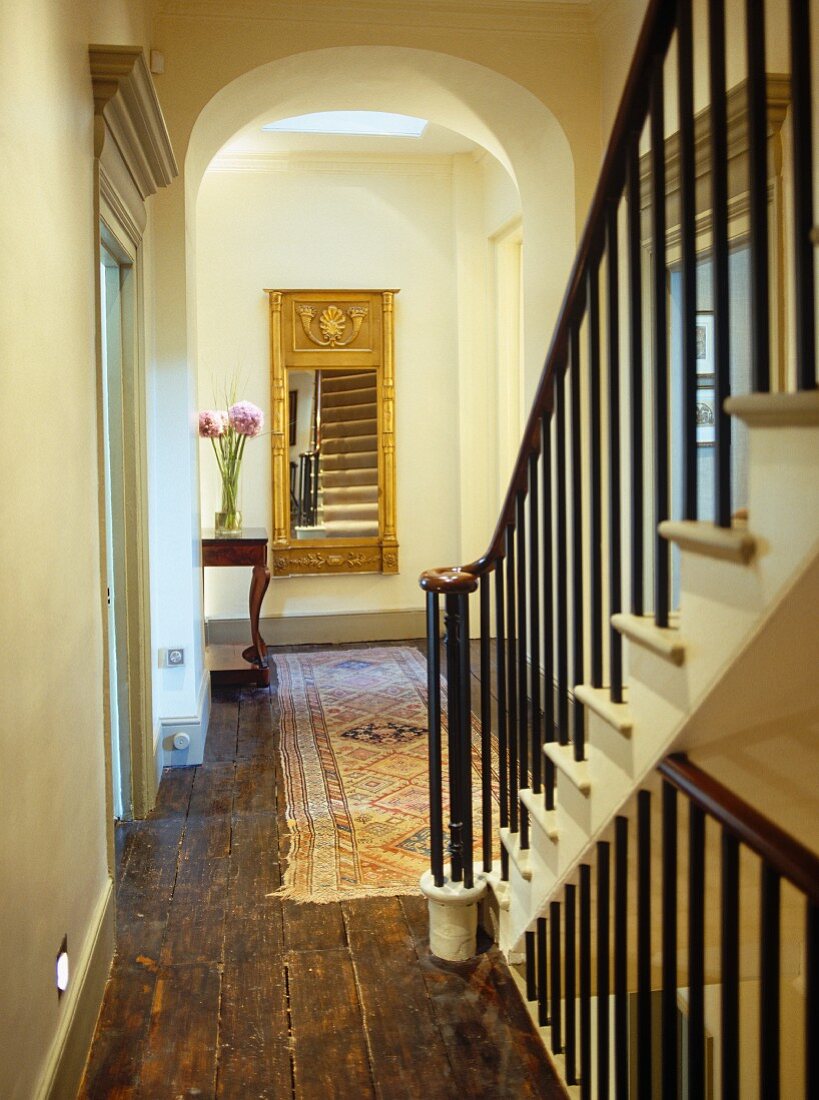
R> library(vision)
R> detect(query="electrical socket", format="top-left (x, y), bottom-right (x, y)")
top-left (166, 647), bottom-right (185, 667)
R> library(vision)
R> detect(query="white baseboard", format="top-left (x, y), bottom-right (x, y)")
top-left (36, 879), bottom-right (115, 1100)
top-left (157, 667), bottom-right (211, 769)
top-left (206, 607), bottom-right (427, 647)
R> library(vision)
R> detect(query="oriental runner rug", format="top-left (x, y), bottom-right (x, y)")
top-left (273, 645), bottom-right (498, 903)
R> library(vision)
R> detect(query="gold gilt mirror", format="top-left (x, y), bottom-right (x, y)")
top-left (266, 289), bottom-right (399, 577)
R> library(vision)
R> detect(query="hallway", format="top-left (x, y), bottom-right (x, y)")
top-left (79, 653), bottom-right (563, 1098)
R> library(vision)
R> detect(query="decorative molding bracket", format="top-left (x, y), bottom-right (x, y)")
top-left (89, 45), bottom-right (178, 202)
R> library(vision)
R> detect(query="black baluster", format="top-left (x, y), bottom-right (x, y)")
top-left (570, 326), bottom-right (586, 759)
top-left (444, 593), bottom-right (464, 884)
top-left (678, 0), bottom-right (698, 519)
top-left (479, 575), bottom-right (492, 873)
top-left (425, 591), bottom-right (444, 887)
top-left (550, 900), bottom-right (563, 1053)
top-left (760, 864), bottom-right (781, 1096)
top-left (662, 781), bottom-right (678, 1096)
top-left (689, 803), bottom-right (706, 1096)
top-left (565, 883), bottom-right (578, 1085)
top-left (606, 201), bottom-right (624, 702)
top-left (614, 816), bottom-right (628, 1099)
top-left (627, 142), bottom-right (645, 612)
top-left (525, 928), bottom-right (537, 1001)
top-left (556, 368), bottom-right (569, 745)
top-left (746, 0), bottom-right (771, 392)
top-left (807, 901), bottom-right (818, 1097)
top-left (709, 0), bottom-right (732, 526)
top-left (580, 863), bottom-right (592, 1098)
top-left (588, 263), bottom-right (603, 688)
top-left (516, 491), bottom-right (530, 849)
top-left (540, 417), bottom-right (555, 806)
top-left (597, 841), bottom-right (611, 1099)
top-left (457, 593), bottom-right (474, 889)
top-left (637, 790), bottom-right (652, 1099)
top-left (494, 565), bottom-right (510, 882)
top-left (537, 915), bottom-right (549, 1028)
top-left (650, 59), bottom-right (670, 626)
top-left (505, 526), bottom-right (519, 835)
top-left (721, 830), bottom-right (740, 1100)
top-left (529, 452), bottom-right (542, 796)
top-left (790, 0), bottom-right (817, 391)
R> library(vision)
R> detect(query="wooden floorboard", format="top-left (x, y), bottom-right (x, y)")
top-left (80, 644), bottom-right (564, 1099)
top-left (137, 964), bottom-right (221, 1098)
top-left (343, 897), bottom-right (456, 1099)
top-left (288, 947), bottom-right (376, 1098)
top-left (216, 959), bottom-right (291, 1099)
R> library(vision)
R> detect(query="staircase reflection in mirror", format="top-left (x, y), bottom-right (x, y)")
top-left (289, 368), bottom-right (379, 542)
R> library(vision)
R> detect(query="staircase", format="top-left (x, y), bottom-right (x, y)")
top-left (319, 370), bottom-right (380, 538)
top-left (417, 0), bottom-right (818, 1095)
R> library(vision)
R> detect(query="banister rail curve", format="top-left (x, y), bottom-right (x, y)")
top-left (420, 0), bottom-right (677, 592)
top-left (659, 753), bottom-right (819, 904)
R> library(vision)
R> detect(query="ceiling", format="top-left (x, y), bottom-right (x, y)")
top-left (214, 119), bottom-right (482, 162)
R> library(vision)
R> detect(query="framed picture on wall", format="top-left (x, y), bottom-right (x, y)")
top-left (695, 312), bottom-right (715, 383)
top-left (288, 390), bottom-right (298, 446)
top-left (696, 388), bottom-right (716, 446)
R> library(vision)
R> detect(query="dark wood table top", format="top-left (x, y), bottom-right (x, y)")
top-left (201, 527), bottom-right (268, 546)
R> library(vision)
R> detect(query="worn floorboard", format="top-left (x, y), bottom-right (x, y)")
top-left (79, 643), bottom-right (564, 1099)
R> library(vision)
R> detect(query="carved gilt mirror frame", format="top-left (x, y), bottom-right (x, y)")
top-left (266, 289), bottom-right (399, 577)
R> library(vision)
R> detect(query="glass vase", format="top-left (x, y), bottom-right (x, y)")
top-left (215, 474), bottom-right (242, 537)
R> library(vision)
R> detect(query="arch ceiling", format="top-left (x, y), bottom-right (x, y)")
top-left (186, 45), bottom-right (576, 388)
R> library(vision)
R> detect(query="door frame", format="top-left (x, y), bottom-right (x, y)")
top-left (93, 198), bottom-right (155, 846)
top-left (90, 46), bottom-right (177, 867)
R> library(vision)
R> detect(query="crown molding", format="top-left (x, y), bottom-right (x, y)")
top-left (154, 0), bottom-right (597, 38)
top-left (207, 150), bottom-right (455, 176)
top-left (89, 45), bottom-right (178, 200)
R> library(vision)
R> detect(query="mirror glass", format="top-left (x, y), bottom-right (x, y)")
top-left (288, 368), bottom-right (379, 541)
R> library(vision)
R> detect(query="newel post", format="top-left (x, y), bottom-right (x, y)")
top-left (419, 567), bottom-right (486, 960)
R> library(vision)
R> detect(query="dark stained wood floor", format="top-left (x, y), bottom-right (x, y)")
top-left (79, 647), bottom-right (565, 1099)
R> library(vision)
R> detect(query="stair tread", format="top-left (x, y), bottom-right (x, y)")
top-left (725, 390), bottom-right (819, 427)
top-left (519, 789), bottom-right (560, 840)
top-left (573, 684), bottom-right (633, 735)
top-left (541, 743), bottom-right (591, 794)
top-left (611, 612), bottom-right (686, 665)
top-left (322, 434), bottom-right (378, 454)
top-left (659, 519), bottom-right (756, 564)
top-left (499, 828), bottom-right (533, 881)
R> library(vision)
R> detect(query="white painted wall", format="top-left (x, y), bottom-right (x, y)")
top-left (196, 154), bottom-right (469, 620)
top-left (0, 4), bottom-right (152, 1095)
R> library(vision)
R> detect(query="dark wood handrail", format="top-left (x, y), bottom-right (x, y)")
top-left (451, 0), bottom-right (678, 582)
top-left (659, 754), bottom-right (819, 904)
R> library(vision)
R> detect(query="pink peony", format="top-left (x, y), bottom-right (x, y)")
top-left (229, 401), bottom-right (264, 437)
top-left (198, 409), bottom-right (228, 437)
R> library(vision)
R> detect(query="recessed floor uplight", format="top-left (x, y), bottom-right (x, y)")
top-left (56, 936), bottom-right (69, 996)
top-left (262, 111), bottom-right (428, 138)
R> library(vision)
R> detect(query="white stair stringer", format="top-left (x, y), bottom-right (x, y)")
top-left (492, 394), bottom-right (819, 956)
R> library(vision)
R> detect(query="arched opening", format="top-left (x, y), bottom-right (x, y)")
top-left (182, 46), bottom-right (576, 640)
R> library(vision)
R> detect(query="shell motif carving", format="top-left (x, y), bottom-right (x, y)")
top-left (295, 303), bottom-right (368, 348)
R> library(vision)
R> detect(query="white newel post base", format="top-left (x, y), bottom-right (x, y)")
top-left (420, 870), bottom-right (488, 961)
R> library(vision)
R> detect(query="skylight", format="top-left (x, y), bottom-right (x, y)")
top-left (262, 111), bottom-right (428, 138)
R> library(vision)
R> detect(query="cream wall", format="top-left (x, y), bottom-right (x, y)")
top-left (145, 0), bottom-right (593, 756)
top-left (0, 2), bottom-right (152, 1096)
top-left (596, 0), bottom-right (793, 147)
top-left (196, 155), bottom-right (466, 619)
top-left (150, 7), bottom-right (592, 662)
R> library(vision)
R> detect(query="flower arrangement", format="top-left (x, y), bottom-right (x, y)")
top-left (198, 387), bottom-right (264, 536)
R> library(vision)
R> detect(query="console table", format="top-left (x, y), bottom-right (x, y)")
top-left (202, 528), bottom-right (270, 687)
